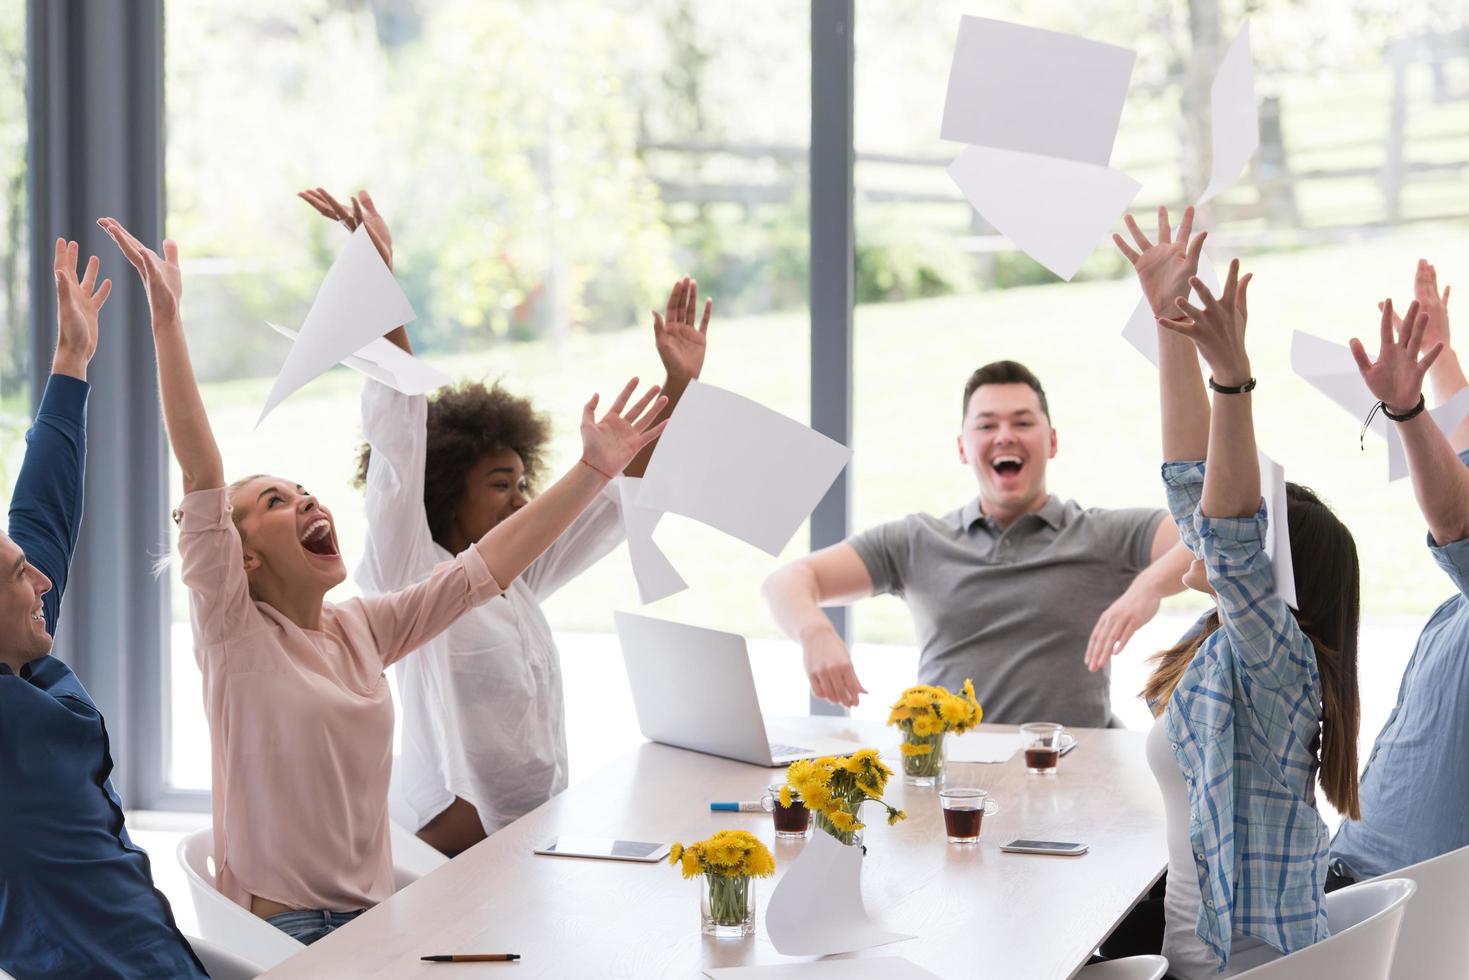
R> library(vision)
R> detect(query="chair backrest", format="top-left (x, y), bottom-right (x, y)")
top-left (389, 818), bottom-right (448, 890)
top-left (1366, 843), bottom-right (1469, 980)
top-left (186, 935), bottom-right (265, 980)
top-left (1077, 954), bottom-right (1170, 980)
top-left (177, 829), bottom-right (306, 969)
top-left (1232, 878), bottom-right (1416, 979)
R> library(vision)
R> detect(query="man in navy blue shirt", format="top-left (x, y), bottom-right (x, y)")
top-left (0, 239), bottom-right (205, 978)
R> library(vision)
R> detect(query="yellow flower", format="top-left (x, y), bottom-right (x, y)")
top-left (888, 809), bottom-right (907, 826)
top-left (680, 847), bottom-right (701, 879)
top-left (778, 785), bottom-right (793, 808)
top-left (827, 810), bottom-right (861, 832)
top-left (900, 741), bottom-right (933, 756)
top-left (669, 843), bottom-right (683, 866)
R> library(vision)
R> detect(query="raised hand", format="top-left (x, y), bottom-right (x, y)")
top-left (1166, 258), bottom-right (1254, 387)
top-left (1350, 299), bottom-right (1443, 415)
top-left (1113, 205), bottom-right (1207, 316)
top-left (579, 378), bottom-right (669, 478)
top-left (52, 238), bottom-right (113, 373)
top-left (653, 276), bottom-right (711, 382)
top-left (298, 187), bottom-right (393, 270)
top-left (97, 218), bottom-right (182, 324)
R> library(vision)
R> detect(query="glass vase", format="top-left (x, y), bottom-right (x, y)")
top-left (901, 729), bottom-right (946, 787)
top-left (701, 873), bottom-right (755, 938)
top-left (811, 810), bottom-right (865, 848)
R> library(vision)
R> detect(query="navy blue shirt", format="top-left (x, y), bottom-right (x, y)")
top-left (0, 375), bottom-right (205, 979)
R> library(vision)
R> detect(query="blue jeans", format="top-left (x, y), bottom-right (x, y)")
top-left (265, 908), bottom-right (365, 945)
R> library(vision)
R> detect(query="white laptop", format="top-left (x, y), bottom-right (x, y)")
top-left (614, 611), bottom-right (855, 767)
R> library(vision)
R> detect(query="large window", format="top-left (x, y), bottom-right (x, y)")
top-left (0, 0), bottom-right (26, 486)
top-left (163, 0), bottom-right (811, 789)
top-left (850, 2), bottom-right (1469, 750)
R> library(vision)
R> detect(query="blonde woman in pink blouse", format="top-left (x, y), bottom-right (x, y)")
top-left (99, 217), bottom-right (667, 945)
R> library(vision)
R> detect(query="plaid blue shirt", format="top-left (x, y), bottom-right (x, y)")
top-left (1159, 461), bottom-right (1330, 969)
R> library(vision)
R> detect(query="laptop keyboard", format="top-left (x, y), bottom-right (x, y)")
top-left (769, 742), bottom-right (812, 758)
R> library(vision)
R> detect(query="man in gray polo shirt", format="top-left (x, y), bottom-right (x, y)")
top-left (764, 360), bottom-right (1191, 728)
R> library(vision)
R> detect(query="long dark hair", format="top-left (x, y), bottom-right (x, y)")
top-left (1142, 483), bottom-right (1361, 819)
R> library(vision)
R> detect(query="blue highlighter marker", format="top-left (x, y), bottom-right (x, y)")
top-left (710, 801), bottom-right (763, 812)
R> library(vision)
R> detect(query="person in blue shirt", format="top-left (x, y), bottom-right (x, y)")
top-left (1102, 207), bottom-right (1364, 978)
top-left (0, 238), bottom-right (206, 978)
top-left (1329, 260), bottom-right (1469, 887)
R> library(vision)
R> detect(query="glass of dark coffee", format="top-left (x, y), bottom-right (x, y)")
top-left (761, 783), bottom-right (812, 839)
top-left (1020, 722), bottom-right (1065, 775)
top-left (938, 788), bottom-right (999, 844)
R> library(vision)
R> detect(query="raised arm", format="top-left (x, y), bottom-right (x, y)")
top-left (299, 187), bottom-right (409, 354)
top-left (98, 218), bottom-right (223, 494)
top-left (7, 240), bottom-right (112, 628)
top-left (472, 378), bottom-right (666, 588)
top-left (1351, 299), bottom-right (1469, 545)
top-left (762, 544), bottom-right (874, 707)
top-left (625, 276), bottom-right (711, 478)
top-left (1114, 206), bottom-right (1210, 462)
top-left (1170, 258), bottom-right (1259, 519)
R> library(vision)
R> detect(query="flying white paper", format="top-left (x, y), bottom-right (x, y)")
top-left (1121, 251), bottom-right (1222, 365)
top-left (944, 730), bottom-right (1023, 764)
top-left (266, 323), bottom-right (450, 396)
top-left (765, 829), bottom-right (913, 957)
top-left (940, 16), bottom-right (1136, 167)
top-left (949, 146), bottom-right (1141, 281)
top-left (704, 958), bottom-right (940, 980)
top-left (636, 381), bottom-right (851, 557)
top-left (258, 225), bottom-right (417, 426)
top-left (1385, 387), bottom-right (1469, 481)
top-left (1258, 451), bottom-right (1297, 609)
top-left (617, 477), bottom-right (687, 604)
top-left (1199, 23), bottom-right (1259, 205)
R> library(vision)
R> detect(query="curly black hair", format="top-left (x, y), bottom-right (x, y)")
top-left (355, 381), bottom-right (552, 550)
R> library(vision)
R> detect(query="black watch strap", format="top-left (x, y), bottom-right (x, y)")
top-left (1207, 376), bottom-right (1257, 395)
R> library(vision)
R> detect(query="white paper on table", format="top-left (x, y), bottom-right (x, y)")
top-left (1386, 387), bottom-right (1469, 481)
top-left (948, 145), bottom-right (1141, 281)
top-left (704, 958), bottom-right (940, 980)
top-left (258, 225), bottom-right (417, 426)
top-left (636, 381), bottom-right (851, 556)
top-left (617, 477), bottom-right (687, 604)
top-left (940, 16), bottom-right (1135, 167)
top-left (1121, 251), bottom-right (1221, 365)
top-left (1258, 451), bottom-right (1297, 609)
top-left (765, 829), bottom-right (913, 957)
top-left (944, 730), bottom-right (1024, 764)
top-left (1199, 23), bottom-right (1259, 205)
top-left (266, 323), bottom-right (450, 396)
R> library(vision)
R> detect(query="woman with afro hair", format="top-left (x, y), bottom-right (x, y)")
top-left (303, 188), bottom-right (710, 856)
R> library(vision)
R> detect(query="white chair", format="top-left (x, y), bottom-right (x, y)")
top-left (1230, 878), bottom-right (1416, 979)
top-left (1360, 843), bottom-right (1469, 980)
top-left (186, 935), bottom-right (264, 979)
top-left (1077, 954), bottom-right (1170, 979)
top-left (179, 822), bottom-right (448, 968)
top-left (177, 829), bottom-right (307, 970)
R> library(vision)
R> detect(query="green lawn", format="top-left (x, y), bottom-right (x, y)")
top-left (180, 222), bottom-right (1469, 643)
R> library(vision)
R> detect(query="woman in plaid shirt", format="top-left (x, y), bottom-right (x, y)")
top-left (1110, 207), bottom-right (1365, 977)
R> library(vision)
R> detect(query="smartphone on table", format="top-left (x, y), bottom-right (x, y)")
top-left (1000, 839), bottom-right (1088, 856)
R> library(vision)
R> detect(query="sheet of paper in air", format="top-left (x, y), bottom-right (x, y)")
top-left (704, 958), bottom-right (940, 980)
top-left (617, 477), bottom-right (687, 604)
top-left (635, 381), bottom-right (851, 556)
top-left (1258, 451), bottom-right (1297, 609)
top-left (1386, 387), bottom-right (1469, 481)
top-left (1199, 23), bottom-right (1259, 205)
top-left (940, 16), bottom-right (1136, 166)
top-left (266, 323), bottom-right (450, 396)
top-left (944, 730), bottom-right (1023, 764)
top-left (257, 225), bottom-right (417, 426)
top-left (948, 145), bottom-right (1141, 281)
top-left (1121, 251), bottom-right (1222, 365)
top-left (765, 829), bottom-right (913, 957)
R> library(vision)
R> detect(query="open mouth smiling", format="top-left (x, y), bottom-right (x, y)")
top-left (299, 517), bottom-right (340, 560)
top-left (991, 454), bottom-right (1024, 477)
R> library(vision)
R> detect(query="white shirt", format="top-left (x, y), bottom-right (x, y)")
top-left (1146, 715), bottom-right (1280, 979)
top-left (356, 380), bottom-right (625, 834)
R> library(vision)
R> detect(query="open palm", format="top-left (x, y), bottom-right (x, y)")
top-left (98, 218), bottom-right (182, 322)
top-left (653, 276), bottom-right (711, 381)
top-left (1113, 206), bottom-right (1207, 316)
top-left (580, 378), bottom-right (670, 477)
top-left (53, 238), bottom-right (112, 361)
top-left (1350, 299), bottom-right (1443, 414)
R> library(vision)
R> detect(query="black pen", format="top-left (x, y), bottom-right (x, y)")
top-left (422, 953), bottom-right (521, 962)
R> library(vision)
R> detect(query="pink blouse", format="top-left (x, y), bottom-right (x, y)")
top-left (175, 487), bottom-right (502, 912)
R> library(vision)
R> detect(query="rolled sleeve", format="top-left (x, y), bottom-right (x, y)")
top-left (1162, 460), bottom-right (1206, 555)
top-left (1430, 532), bottom-right (1469, 599)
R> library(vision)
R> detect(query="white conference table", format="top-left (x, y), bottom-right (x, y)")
top-left (261, 717), bottom-right (1165, 979)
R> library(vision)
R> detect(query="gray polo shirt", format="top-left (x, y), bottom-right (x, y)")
top-left (849, 495), bottom-right (1165, 728)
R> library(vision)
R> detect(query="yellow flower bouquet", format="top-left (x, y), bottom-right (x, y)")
top-left (886, 679), bottom-right (982, 786)
top-left (669, 830), bottom-right (775, 936)
top-left (784, 749), bottom-right (907, 847)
